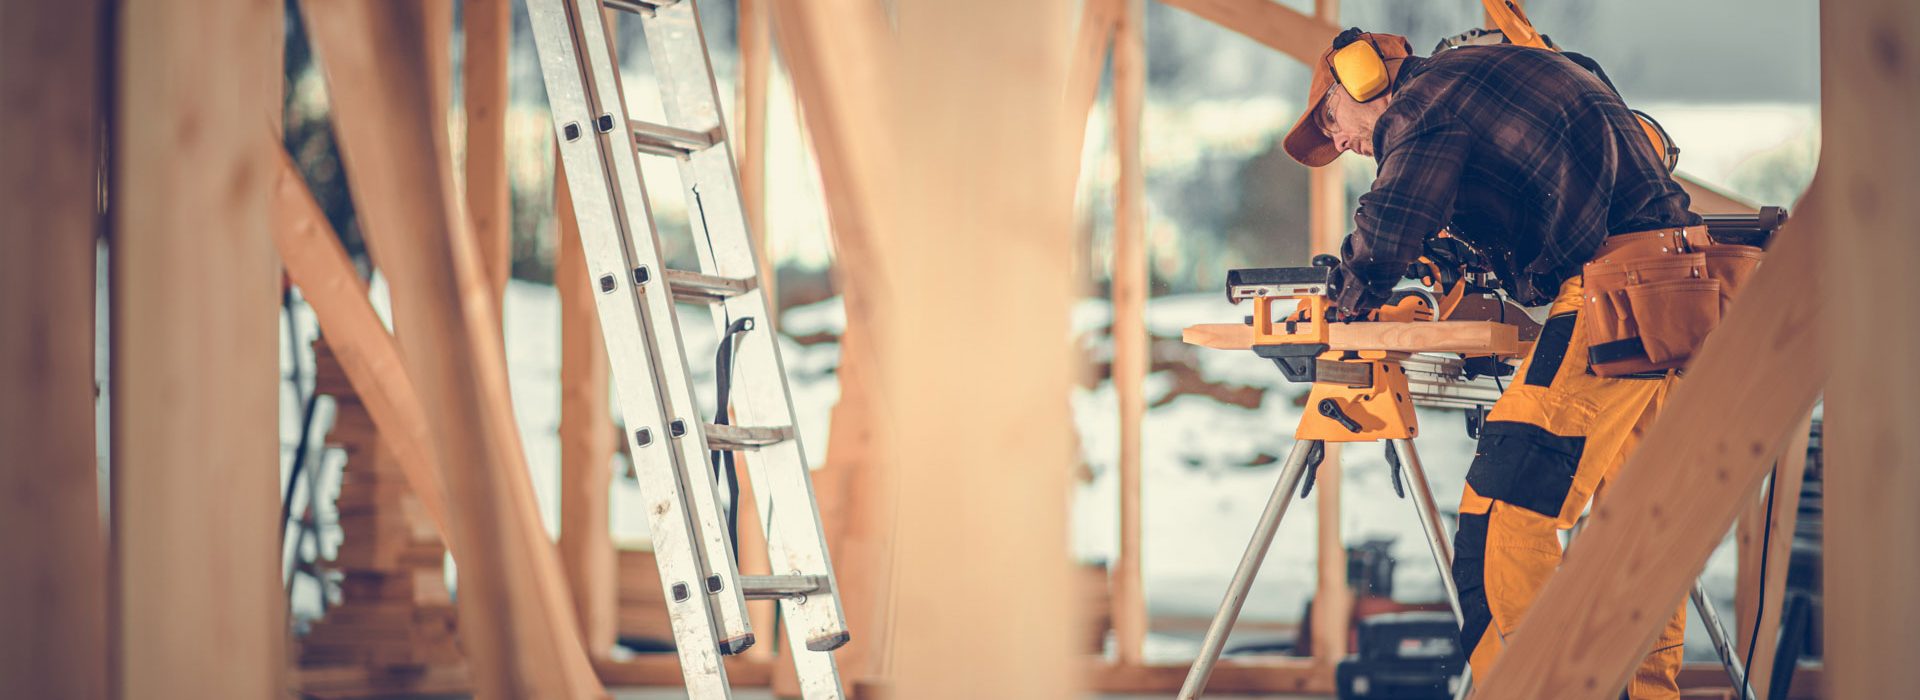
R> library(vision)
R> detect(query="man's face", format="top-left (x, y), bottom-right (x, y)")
top-left (1318, 86), bottom-right (1390, 159)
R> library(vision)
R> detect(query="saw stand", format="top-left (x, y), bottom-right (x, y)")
top-left (1177, 348), bottom-right (1762, 700)
top-left (1177, 350), bottom-right (1470, 700)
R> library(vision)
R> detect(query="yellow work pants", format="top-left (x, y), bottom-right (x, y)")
top-left (1451, 276), bottom-right (1687, 700)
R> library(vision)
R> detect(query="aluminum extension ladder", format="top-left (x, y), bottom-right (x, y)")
top-left (526, 1), bottom-right (849, 696)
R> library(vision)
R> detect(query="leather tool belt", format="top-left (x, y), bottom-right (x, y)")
top-left (1581, 225), bottom-right (1765, 377)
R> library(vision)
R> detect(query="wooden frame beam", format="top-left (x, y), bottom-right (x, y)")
top-left (0, 0), bottom-right (107, 694)
top-left (1678, 174), bottom-right (1760, 215)
top-left (881, 2), bottom-right (1082, 694)
top-left (770, 0), bottom-right (901, 691)
top-left (298, 2), bottom-right (603, 696)
top-left (1306, 0), bottom-right (1350, 675)
top-left (737, 0), bottom-right (777, 314)
top-left (553, 149), bottom-right (619, 660)
top-left (1110, 0), bottom-right (1150, 668)
top-left (1733, 411), bottom-right (1811, 699)
top-left (1821, 1), bottom-right (1920, 696)
top-left (272, 148), bottom-right (455, 541)
top-left (111, 0), bottom-right (285, 694)
top-left (464, 0), bottom-right (513, 301)
top-left (1157, 0), bottom-right (1341, 65)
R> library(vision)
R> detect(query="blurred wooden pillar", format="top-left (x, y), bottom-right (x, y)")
top-left (110, 0), bottom-right (284, 696)
top-left (1306, 0), bottom-right (1352, 673)
top-left (1110, 0), bottom-right (1149, 669)
top-left (1822, 1), bottom-right (1920, 697)
top-left (553, 153), bottom-right (620, 660)
top-left (0, 0), bottom-right (107, 696)
top-left (298, 2), bottom-right (604, 696)
top-left (770, 0), bottom-right (899, 694)
top-left (882, 0), bottom-right (1080, 696)
top-left (466, 0), bottom-right (514, 302)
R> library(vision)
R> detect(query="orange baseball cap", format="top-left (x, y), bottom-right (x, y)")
top-left (1283, 29), bottom-right (1415, 167)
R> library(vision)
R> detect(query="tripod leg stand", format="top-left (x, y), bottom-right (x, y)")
top-left (1179, 438), bottom-right (1468, 700)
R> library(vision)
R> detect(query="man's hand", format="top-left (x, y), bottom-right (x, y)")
top-left (1328, 262), bottom-right (1394, 318)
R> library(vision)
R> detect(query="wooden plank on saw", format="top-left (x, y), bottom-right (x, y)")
top-left (1184, 320), bottom-right (1520, 355)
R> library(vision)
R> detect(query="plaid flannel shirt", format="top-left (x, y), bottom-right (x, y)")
top-left (1332, 46), bottom-right (1700, 310)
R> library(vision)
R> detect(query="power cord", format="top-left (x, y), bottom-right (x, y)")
top-left (1737, 464), bottom-right (1779, 699)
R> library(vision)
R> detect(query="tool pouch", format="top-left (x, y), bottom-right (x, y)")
top-left (1580, 229), bottom-right (1763, 377)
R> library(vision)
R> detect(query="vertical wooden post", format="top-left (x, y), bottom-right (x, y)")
top-left (1307, 0), bottom-right (1351, 672)
top-left (737, 0), bottom-right (776, 314)
top-left (465, 0), bottom-right (514, 301)
top-left (1110, 0), bottom-right (1149, 668)
top-left (1731, 412), bottom-right (1810, 699)
top-left (731, 5), bottom-right (784, 661)
top-left (1822, 1), bottom-right (1920, 697)
top-left (298, 2), bottom-right (604, 696)
top-left (769, 0), bottom-right (899, 692)
top-left (0, 1), bottom-right (107, 696)
top-left (111, 0), bottom-right (284, 696)
top-left (554, 153), bottom-right (619, 659)
top-left (883, 0), bottom-right (1080, 696)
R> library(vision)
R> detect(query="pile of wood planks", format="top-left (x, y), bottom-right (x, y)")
top-left (296, 340), bottom-right (470, 697)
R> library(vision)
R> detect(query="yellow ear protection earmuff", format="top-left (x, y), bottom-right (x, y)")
top-left (1329, 29), bottom-right (1392, 102)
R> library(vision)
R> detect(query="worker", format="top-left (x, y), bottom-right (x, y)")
top-left (1281, 29), bottom-right (1704, 699)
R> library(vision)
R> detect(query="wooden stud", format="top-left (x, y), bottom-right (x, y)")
top-left (111, 0), bottom-right (284, 695)
top-left (1110, 0), bottom-right (1149, 668)
top-left (0, 0), bottom-right (107, 695)
top-left (1733, 412), bottom-right (1811, 699)
top-left (1474, 195), bottom-right (1826, 700)
top-left (272, 149), bottom-right (456, 542)
top-left (1064, 0), bottom-right (1123, 149)
top-left (1085, 659), bottom-right (1333, 695)
top-left (297, 2), bottom-right (604, 696)
top-left (1157, 0), bottom-right (1341, 64)
top-left (738, 0), bottom-right (777, 318)
top-left (1821, 1), bottom-right (1920, 697)
top-left (1678, 175), bottom-right (1759, 215)
top-left (1306, 0), bottom-right (1350, 676)
top-left (880, 1), bottom-right (1081, 695)
top-left (465, 0), bottom-right (513, 302)
top-left (730, 4), bottom-right (785, 662)
top-left (770, 0), bottom-right (900, 691)
top-left (553, 148), bottom-right (619, 660)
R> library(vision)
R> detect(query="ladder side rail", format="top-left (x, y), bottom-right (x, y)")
top-left (526, 0), bottom-right (734, 691)
top-left (564, 0), bottom-right (758, 648)
top-left (641, 0), bottom-right (851, 652)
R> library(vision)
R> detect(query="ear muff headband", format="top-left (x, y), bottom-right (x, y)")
top-left (1331, 38), bottom-right (1391, 102)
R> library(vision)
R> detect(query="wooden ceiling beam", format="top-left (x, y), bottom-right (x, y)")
top-left (1157, 0), bottom-right (1341, 65)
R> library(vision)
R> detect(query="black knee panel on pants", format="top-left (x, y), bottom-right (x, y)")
top-left (1465, 421), bottom-right (1585, 518)
top-left (1453, 511), bottom-right (1493, 658)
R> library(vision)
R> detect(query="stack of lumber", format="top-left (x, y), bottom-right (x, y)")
top-left (297, 340), bottom-right (470, 697)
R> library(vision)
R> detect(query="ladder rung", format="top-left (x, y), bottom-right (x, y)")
top-left (739, 574), bottom-right (829, 600)
top-left (703, 424), bottom-right (795, 451)
top-left (629, 119), bottom-right (721, 158)
top-left (664, 268), bottom-right (756, 303)
top-left (601, 0), bottom-right (679, 14)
